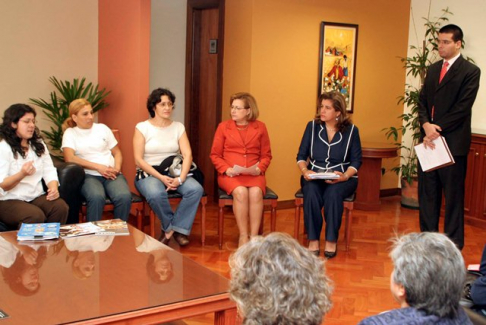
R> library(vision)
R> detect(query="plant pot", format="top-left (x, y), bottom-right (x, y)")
top-left (401, 177), bottom-right (419, 209)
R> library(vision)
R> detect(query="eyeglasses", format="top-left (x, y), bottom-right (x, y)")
top-left (230, 105), bottom-right (249, 111)
top-left (19, 119), bottom-right (36, 125)
top-left (157, 102), bottom-right (174, 108)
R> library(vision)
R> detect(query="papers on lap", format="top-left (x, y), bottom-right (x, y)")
top-left (233, 163), bottom-right (259, 176)
top-left (415, 136), bottom-right (455, 172)
top-left (17, 223), bottom-right (60, 241)
top-left (60, 219), bottom-right (129, 238)
top-left (308, 172), bottom-right (340, 180)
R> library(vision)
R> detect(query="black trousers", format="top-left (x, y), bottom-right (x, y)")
top-left (301, 177), bottom-right (357, 242)
top-left (418, 155), bottom-right (467, 249)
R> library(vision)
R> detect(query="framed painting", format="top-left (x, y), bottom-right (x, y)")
top-left (318, 22), bottom-right (358, 112)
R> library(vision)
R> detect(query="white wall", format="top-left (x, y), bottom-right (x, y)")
top-left (0, 0), bottom-right (98, 133)
top-left (409, 0), bottom-right (486, 134)
top-left (150, 0), bottom-right (187, 123)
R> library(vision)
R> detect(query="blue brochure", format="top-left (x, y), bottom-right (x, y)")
top-left (17, 223), bottom-right (61, 241)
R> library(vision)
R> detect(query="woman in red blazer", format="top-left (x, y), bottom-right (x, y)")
top-left (210, 92), bottom-right (272, 247)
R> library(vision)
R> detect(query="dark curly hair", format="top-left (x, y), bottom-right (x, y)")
top-left (0, 104), bottom-right (45, 159)
top-left (146, 88), bottom-right (176, 118)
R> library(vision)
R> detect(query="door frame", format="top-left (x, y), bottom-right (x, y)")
top-left (185, 0), bottom-right (225, 198)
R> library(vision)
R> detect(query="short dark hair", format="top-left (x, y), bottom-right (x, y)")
top-left (439, 24), bottom-right (463, 43)
top-left (146, 88), bottom-right (176, 118)
top-left (0, 104), bottom-right (45, 158)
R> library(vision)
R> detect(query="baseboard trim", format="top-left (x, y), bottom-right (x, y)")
top-left (380, 188), bottom-right (401, 197)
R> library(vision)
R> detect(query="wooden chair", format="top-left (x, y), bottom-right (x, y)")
top-left (218, 187), bottom-right (278, 250)
top-left (146, 192), bottom-right (208, 245)
top-left (294, 189), bottom-right (355, 251)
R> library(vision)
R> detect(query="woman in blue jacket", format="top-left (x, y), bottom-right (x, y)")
top-left (296, 91), bottom-right (362, 258)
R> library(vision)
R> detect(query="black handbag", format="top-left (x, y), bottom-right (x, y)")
top-left (153, 154), bottom-right (205, 186)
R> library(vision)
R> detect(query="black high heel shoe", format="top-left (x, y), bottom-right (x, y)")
top-left (324, 247), bottom-right (337, 259)
top-left (310, 250), bottom-right (320, 257)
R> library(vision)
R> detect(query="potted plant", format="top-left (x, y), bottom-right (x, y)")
top-left (30, 77), bottom-right (111, 158)
top-left (383, 7), bottom-right (453, 209)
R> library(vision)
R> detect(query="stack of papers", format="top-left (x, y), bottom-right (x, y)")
top-left (415, 136), bottom-right (455, 172)
top-left (60, 219), bottom-right (129, 238)
top-left (308, 172), bottom-right (340, 180)
top-left (17, 223), bottom-right (60, 241)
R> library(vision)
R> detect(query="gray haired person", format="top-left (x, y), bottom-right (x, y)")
top-left (359, 232), bottom-right (472, 324)
top-left (229, 232), bottom-right (333, 325)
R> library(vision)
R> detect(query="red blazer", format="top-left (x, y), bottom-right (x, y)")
top-left (210, 120), bottom-right (272, 175)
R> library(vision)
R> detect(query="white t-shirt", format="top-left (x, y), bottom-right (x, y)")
top-left (135, 120), bottom-right (185, 166)
top-left (62, 123), bottom-right (117, 176)
top-left (0, 140), bottom-right (58, 201)
top-left (0, 237), bottom-right (18, 268)
top-left (136, 234), bottom-right (170, 253)
top-left (64, 235), bottom-right (114, 252)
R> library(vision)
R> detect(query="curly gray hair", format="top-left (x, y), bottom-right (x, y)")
top-left (391, 232), bottom-right (465, 318)
top-left (229, 233), bottom-right (333, 325)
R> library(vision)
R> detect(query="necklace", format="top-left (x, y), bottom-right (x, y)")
top-left (236, 123), bottom-right (249, 131)
top-left (326, 125), bottom-right (337, 132)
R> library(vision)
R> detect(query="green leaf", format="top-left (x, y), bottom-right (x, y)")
top-left (30, 76), bottom-right (111, 153)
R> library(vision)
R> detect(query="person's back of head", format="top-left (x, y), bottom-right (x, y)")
top-left (391, 232), bottom-right (465, 318)
top-left (229, 232), bottom-right (333, 325)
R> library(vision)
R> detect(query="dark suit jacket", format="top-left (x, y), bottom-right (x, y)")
top-left (418, 55), bottom-right (481, 156)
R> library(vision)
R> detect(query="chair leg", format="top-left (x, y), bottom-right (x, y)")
top-left (218, 206), bottom-right (224, 250)
top-left (150, 210), bottom-right (155, 238)
top-left (270, 204), bottom-right (277, 232)
top-left (201, 199), bottom-right (207, 246)
top-left (294, 205), bottom-right (301, 239)
top-left (345, 208), bottom-right (352, 252)
top-left (137, 207), bottom-right (143, 232)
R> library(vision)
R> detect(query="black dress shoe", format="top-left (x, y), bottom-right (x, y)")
top-left (310, 250), bottom-right (320, 257)
top-left (173, 233), bottom-right (190, 246)
top-left (324, 248), bottom-right (337, 259)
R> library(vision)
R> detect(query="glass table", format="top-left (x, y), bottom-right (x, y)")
top-left (0, 225), bottom-right (236, 324)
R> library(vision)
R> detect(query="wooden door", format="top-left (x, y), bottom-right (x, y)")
top-left (185, 0), bottom-right (225, 201)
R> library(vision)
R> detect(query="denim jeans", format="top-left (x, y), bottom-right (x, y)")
top-left (81, 174), bottom-right (132, 222)
top-left (135, 176), bottom-right (203, 235)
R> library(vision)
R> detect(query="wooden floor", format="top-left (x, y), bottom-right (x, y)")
top-left (143, 196), bottom-right (486, 325)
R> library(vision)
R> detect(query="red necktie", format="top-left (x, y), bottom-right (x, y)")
top-left (432, 61), bottom-right (449, 120)
top-left (439, 61), bottom-right (449, 83)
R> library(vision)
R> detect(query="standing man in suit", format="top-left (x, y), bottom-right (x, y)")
top-left (418, 24), bottom-right (481, 249)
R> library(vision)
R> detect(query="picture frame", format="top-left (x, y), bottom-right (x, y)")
top-left (318, 22), bottom-right (358, 112)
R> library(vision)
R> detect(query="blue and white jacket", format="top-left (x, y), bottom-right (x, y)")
top-left (296, 120), bottom-right (362, 174)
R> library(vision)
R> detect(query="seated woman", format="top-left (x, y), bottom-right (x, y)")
top-left (133, 88), bottom-right (203, 246)
top-left (296, 91), bottom-right (361, 258)
top-left (132, 230), bottom-right (174, 284)
top-left (0, 104), bottom-right (68, 228)
top-left (62, 98), bottom-right (132, 222)
top-left (229, 233), bottom-right (333, 324)
top-left (64, 235), bottom-right (114, 279)
top-left (1, 238), bottom-right (47, 296)
top-left (359, 232), bottom-right (471, 324)
top-left (210, 92), bottom-right (272, 247)
top-left (470, 244), bottom-right (486, 315)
